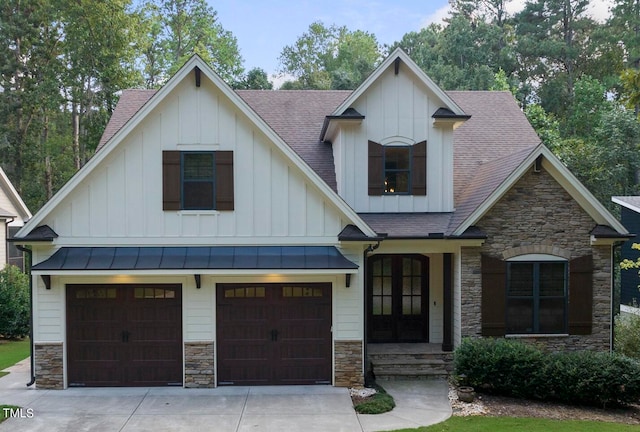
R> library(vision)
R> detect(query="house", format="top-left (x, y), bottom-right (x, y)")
top-left (0, 167), bottom-right (31, 270)
top-left (15, 49), bottom-right (628, 390)
top-left (612, 196), bottom-right (640, 312)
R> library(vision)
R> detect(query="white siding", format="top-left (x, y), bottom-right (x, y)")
top-left (37, 78), bottom-right (348, 245)
top-left (334, 66), bottom-right (456, 213)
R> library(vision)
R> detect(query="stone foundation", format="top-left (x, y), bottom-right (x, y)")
top-left (334, 340), bottom-right (364, 387)
top-left (34, 343), bottom-right (63, 389)
top-left (184, 341), bottom-right (215, 388)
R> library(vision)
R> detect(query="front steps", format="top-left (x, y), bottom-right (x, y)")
top-left (368, 343), bottom-right (454, 381)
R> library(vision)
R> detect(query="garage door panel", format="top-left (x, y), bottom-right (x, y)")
top-left (66, 284), bottom-right (182, 387)
top-left (217, 283), bottom-right (332, 386)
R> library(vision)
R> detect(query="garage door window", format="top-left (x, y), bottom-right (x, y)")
top-left (75, 287), bottom-right (117, 299)
top-left (224, 286), bottom-right (266, 298)
top-left (134, 287), bottom-right (176, 299)
top-left (282, 286), bottom-right (324, 297)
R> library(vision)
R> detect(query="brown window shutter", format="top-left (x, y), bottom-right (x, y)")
top-left (368, 140), bottom-right (384, 196)
top-left (481, 254), bottom-right (506, 336)
top-left (568, 255), bottom-right (593, 335)
top-left (163, 151), bottom-right (181, 210)
top-left (411, 140), bottom-right (427, 195)
top-left (215, 151), bottom-right (234, 210)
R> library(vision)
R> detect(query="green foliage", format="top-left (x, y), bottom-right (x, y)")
top-left (0, 266), bottom-right (30, 339)
top-left (353, 385), bottom-right (396, 414)
top-left (234, 68), bottom-right (273, 90)
top-left (416, 416), bottom-right (640, 432)
top-left (615, 310), bottom-right (640, 360)
top-left (454, 338), bottom-right (640, 407)
top-left (278, 21), bottom-right (381, 90)
top-left (0, 338), bottom-right (30, 370)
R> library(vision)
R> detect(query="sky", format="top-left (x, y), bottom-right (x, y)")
top-left (210, 0), bottom-right (613, 83)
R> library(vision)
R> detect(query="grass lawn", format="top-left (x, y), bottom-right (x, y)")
top-left (0, 405), bottom-right (19, 424)
top-left (393, 416), bottom-right (639, 432)
top-left (0, 338), bottom-right (30, 378)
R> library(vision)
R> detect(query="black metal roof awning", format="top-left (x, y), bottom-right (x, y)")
top-left (32, 246), bottom-right (358, 273)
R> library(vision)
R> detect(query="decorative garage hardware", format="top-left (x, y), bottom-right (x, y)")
top-left (270, 329), bottom-right (279, 341)
top-left (121, 330), bottom-right (131, 342)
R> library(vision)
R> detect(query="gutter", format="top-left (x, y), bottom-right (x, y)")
top-left (15, 244), bottom-right (35, 387)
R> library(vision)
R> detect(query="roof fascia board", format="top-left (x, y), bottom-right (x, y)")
top-left (453, 145), bottom-right (628, 236)
top-left (19, 55), bottom-right (377, 239)
top-left (0, 167), bottom-right (31, 220)
top-left (612, 196), bottom-right (640, 213)
top-left (331, 48), bottom-right (466, 117)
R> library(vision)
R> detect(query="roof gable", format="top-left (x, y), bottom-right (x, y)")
top-left (331, 48), bottom-right (467, 119)
top-left (452, 144), bottom-right (628, 237)
top-left (17, 56), bottom-right (376, 240)
top-left (0, 167), bottom-right (31, 223)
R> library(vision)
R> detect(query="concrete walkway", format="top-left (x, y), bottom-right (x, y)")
top-left (0, 359), bottom-right (451, 432)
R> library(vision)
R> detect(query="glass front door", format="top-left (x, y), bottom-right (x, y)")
top-left (367, 255), bottom-right (429, 342)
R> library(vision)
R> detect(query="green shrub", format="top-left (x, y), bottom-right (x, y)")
top-left (615, 311), bottom-right (640, 360)
top-left (353, 385), bottom-right (396, 414)
top-left (454, 338), bottom-right (640, 407)
top-left (0, 266), bottom-right (30, 339)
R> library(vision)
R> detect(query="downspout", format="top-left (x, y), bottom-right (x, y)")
top-left (16, 244), bottom-right (35, 386)
top-left (611, 241), bottom-right (623, 354)
top-left (363, 240), bottom-right (380, 386)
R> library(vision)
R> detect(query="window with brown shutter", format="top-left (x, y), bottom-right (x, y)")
top-left (481, 254), bottom-right (506, 336)
top-left (162, 150), bottom-right (234, 211)
top-left (368, 141), bottom-right (383, 195)
top-left (568, 255), bottom-right (593, 335)
top-left (368, 140), bottom-right (427, 196)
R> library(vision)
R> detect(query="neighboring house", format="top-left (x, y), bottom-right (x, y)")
top-left (612, 196), bottom-right (640, 312)
top-left (15, 49), bottom-right (629, 390)
top-left (0, 167), bottom-right (31, 271)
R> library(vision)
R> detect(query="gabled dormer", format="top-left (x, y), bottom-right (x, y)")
top-left (321, 49), bottom-right (469, 213)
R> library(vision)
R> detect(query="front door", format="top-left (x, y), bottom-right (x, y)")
top-left (367, 255), bottom-right (429, 342)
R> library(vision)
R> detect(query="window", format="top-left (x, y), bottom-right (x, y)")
top-left (162, 150), bottom-right (234, 211)
top-left (182, 152), bottom-right (215, 209)
top-left (7, 226), bottom-right (24, 271)
top-left (384, 147), bottom-right (410, 193)
top-left (506, 260), bottom-right (567, 334)
top-left (368, 140), bottom-right (426, 196)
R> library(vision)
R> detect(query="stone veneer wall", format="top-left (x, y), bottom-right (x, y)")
top-left (35, 343), bottom-right (64, 389)
top-left (334, 340), bottom-right (364, 387)
top-left (184, 341), bottom-right (215, 388)
top-left (460, 167), bottom-right (612, 352)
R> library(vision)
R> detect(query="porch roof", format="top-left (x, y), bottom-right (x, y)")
top-left (32, 246), bottom-right (358, 271)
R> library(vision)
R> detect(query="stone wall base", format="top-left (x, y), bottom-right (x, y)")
top-left (184, 341), bottom-right (215, 388)
top-left (334, 340), bottom-right (364, 387)
top-left (35, 343), bottom-right (64, 389)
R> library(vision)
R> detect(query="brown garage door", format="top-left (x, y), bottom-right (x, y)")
top-left (66, 284), bottom-right (182, 387)
top-left (217, 283), bottom-right (332, 385)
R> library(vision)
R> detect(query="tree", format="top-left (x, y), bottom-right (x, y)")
top-left (514, 0), bottom-right (595, 113)
top-left (0, 266), bottom-right (30, 339)
top-left (234, 68), bottom-right (273, 90)
top-left (279, 21), bottom-right (381, 89)
top-left (137, 0), bottom-right (244, 86)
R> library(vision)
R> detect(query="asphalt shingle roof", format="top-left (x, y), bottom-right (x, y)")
top-left (98, 86), bottom-right (540, 237)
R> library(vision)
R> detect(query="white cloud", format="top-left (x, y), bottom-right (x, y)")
top-left (420, 4), bottom-right (450, 28)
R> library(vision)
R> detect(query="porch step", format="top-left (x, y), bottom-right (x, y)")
top-left (368, 344), bottom-right (454, 381)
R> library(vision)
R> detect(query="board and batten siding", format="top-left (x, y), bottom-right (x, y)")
top-left (38, 78), bottom-right (348, 244)
top-left (332, 66), bottom-right (455, 213)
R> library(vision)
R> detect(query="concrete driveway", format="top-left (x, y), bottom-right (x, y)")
top-left (0, 360), bottom-right (451, 432)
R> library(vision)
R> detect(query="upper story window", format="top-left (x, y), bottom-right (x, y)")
top-left (384, 147), bottom-right (410, 193)
top-left (163, 150), bottom-right (234, 211)
top-left (182, 152), bottom-right (215, 209)
top-left (368, 140), bottom-right (426, 196)
top-left (506, 259), bottom-right (568, 334)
